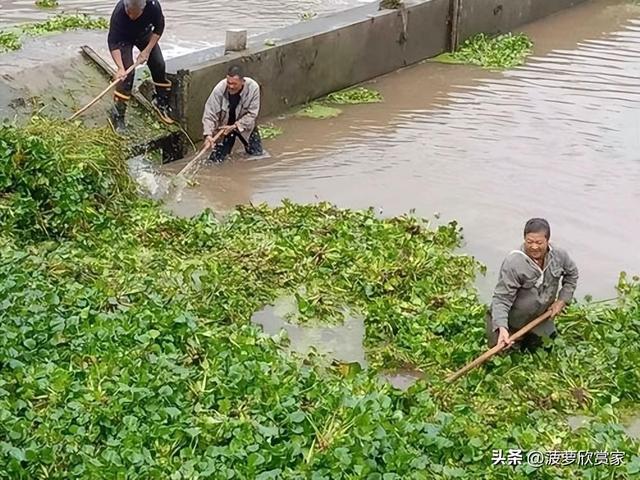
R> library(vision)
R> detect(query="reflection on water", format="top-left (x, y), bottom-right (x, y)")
top-left (252, 296), bottom-right (368, 368)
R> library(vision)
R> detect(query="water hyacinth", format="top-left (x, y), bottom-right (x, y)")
top-left (436, 32), bottom-right (534, 69)
top-left (0, 118), bottom-right (639, 478)
top-left (0, 31), bottom-right (22, 52)
top-left (296, 103), bottom-right (343, 119)
top-left (34, 0), bottom-right (59, 9)
top-left (326, 87), bottom-right (383, 105)
top-left (258, 123), bottom-right (284, 140)
top-left (0, 13), bottom-right (107, 53)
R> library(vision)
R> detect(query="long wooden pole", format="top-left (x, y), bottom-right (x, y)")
top-left (68, 61), bottom-right (140, 121)
top-left (445, 310), bottom-right (554, 383)
top-left (177, 129), bottom-right (226, 177)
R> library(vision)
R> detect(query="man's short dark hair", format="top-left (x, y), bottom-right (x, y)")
top-left (524, 218), bottom-right (551, 239)
top-left (227, 65), bottom-right (243, 78)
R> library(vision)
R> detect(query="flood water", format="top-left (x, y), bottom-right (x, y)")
top-left (163, 0), bottom-right (640, 301)
top-left (251, 296), bottom-right (368, 368)
top-left (0, 0), bottom-right (371, 58)
top-left (251, 296), bottom-right (424, 390)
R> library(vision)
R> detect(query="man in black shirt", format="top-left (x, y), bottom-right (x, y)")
top-left (107, 0), bottom-right (173, 133)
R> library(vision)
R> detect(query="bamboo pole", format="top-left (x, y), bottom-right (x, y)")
top-left (68, 61), bottom-right (139, 121)
top-left (176, 129), bottom-right (226, 177)
top-left (445, 310), bottom-right (554, 383)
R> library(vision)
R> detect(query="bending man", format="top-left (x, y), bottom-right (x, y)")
top-left (487, 218), bottom-right (579, 352)
top-left (107, 0), bottom-right (173, 133)
top-left (202, 65), bottom-right (263, 162)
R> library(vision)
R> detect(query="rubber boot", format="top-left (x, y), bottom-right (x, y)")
top-left (110, 99), bottom-right (127, 135)
top-left (152, 81), bottom-right (174, 124)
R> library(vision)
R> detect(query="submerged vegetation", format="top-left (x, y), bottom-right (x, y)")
top-left (0, 117), bottom-right (639, 478)
top-left (435, 32), bottom-right (534, 69)
top-left (326, 87), bottom-right (383, 105)
top-left (295, 87), bottom-right (382, 119)
top-left (35, 0), bottom-right (59, 8)
top-left (0, 14), bottom-right (107, 53)
top-left (258, 123), bottom-right (284, 140)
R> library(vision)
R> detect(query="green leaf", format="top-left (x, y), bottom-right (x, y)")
top-left (248, 452), bottom-right (265, 468)
top-left (256, 470), bottom-right (282, 480)
top-left (289, 411), bottom-right (306, 423)
top-left (158, 386), bottom-right (173, 396)
top-left (628, 456), bottom-right (640, 474)
top-left (165, 407), bottom-right (180, 418)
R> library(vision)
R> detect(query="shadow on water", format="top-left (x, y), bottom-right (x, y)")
top-left (251, 295), bottom-right (425, 391)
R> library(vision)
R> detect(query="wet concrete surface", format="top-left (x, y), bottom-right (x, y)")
top-left (161, 0), bottom-right (640, 300)
top-left (0, 0), bottom-right (372, 60)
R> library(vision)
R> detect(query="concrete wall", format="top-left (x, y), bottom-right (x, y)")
top-left (168, 0), bottom-right (451, 139)
top-left (456, 0), bottom-right (589, 41)
top-left (166, 0), bottom-right (589, 140)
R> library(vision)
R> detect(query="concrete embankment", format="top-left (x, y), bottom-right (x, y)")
top-left (166, 0), bottom-right (589, 140)
top-left (0, 0), bottom-right (589, 156)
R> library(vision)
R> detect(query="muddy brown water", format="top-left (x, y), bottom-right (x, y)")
top-left (161, 0), bottom-right (640, 301)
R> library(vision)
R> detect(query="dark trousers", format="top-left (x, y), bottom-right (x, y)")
top-left (114, 33), bottom-right (168, 98)
top-left (210, 128), bottom-right (263, 162)
top-left (485, 313), bottom-right (556, 353)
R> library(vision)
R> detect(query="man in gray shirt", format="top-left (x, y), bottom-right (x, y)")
top-left (487, 218), bottom-right (579, 352)
top-left (202, 65), bottom-right (263, 163)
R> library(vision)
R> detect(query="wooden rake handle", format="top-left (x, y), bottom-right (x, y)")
top-left (68, 61), bottom-right (140, 121)
top-left (176, 129), bottom-right (227, 177)
top-left (445, 310), bottom-right (554, 383)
